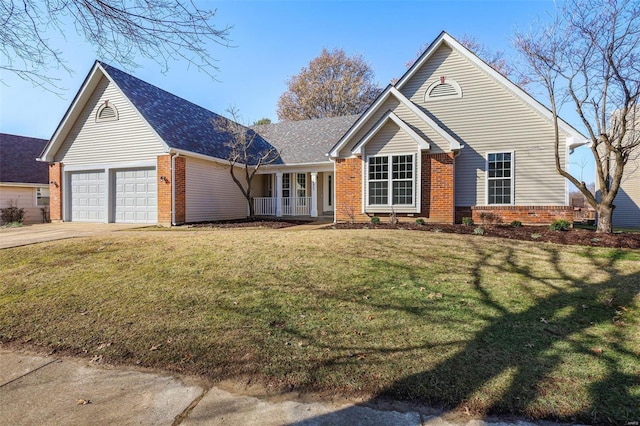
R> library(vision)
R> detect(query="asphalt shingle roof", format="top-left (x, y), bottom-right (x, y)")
top-left (0, 133), bottom-right (49, 184)
top-left (101, 62), bottom-right (282, 165)
top-left (251, 115), bottom-right (359, 164)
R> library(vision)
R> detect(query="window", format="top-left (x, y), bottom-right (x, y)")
top-left (96, 101), bottom-right (118, 122)
top-left (368, 156), bottom-right (388, 205)
top-left (36, 187), bottom-right (50, 206)
top-left (282, 173), bottom-right (291, 198)
top-left (487, 152), bottom-right (513, 205)
top-left (367, 154), bottom-right (415, 206)
top-left (296, 173), bottom-right (307, 206)
top-left (424, 78), bottom-right (463, 102)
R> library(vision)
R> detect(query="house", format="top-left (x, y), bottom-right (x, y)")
top-left (329, 32), bottom-right (587, 224)
top-left (611, 108), bottom-right (640, 229)
top-left (39, 32), bottom-right (588, 226)
top-left (0, 133), bottom-right (50, 224)
top-left (38, 61), bottom-right (353, 225)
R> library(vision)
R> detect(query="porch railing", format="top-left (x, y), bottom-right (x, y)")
top-left (253, 197), bottom-right (311, 216)
top-left (254, 197), bottom-right (278, 216)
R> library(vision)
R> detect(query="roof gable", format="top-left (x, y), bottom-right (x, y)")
top-left (396, 31), bottom-right (586, 141)
top-left (351, 111), bottom-right (430, 155)
top-left (42, 62), bottom-right (280, 165)
top-left (0, 133), bottom-right (49, 184)
top-left (329, 86), bottom-right (460, 158)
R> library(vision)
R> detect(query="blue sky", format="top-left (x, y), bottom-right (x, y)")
top-left (0, 0), bottom-right (595, 183)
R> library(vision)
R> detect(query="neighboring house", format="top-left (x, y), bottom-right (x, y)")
top-left (0, 133), bottom-right (50, 224)
top-left (38, 32), bottom-right (589, 226)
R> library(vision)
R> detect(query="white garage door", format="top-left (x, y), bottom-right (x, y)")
top-left (114, 168), bottom-right (157, 223)
top-left (70, 171), bottom-right (106, 222)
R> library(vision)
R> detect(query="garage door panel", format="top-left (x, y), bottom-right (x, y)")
top-left (70, 171), bottom-right (105, 222)
top-left (114, 168), bottom-right (157, 223)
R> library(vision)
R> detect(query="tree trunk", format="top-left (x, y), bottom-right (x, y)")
top-left (247, 195), bottom-right (255, 218)
top-left (596, 204), bottom-right (614, 233)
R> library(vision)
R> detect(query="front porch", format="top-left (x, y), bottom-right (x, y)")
top-left (252, 169), bottom-right (334, 218)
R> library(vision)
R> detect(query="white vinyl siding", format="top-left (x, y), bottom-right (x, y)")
top-left (54, 76), bottom-right (165, 166)
top-left (69, 171), bottom-right (106, 222)
top-left (185, 157), bottom-right (248, 222)
top-left (113, 168), bottom-right (157, 223)
top-left (614, 159), bottom-right (640, 229)
top-left (365, 121), bottom-right (421, 156)
top-left (400, 44), bottom-right (569, 207)
top-left (0, 185), bottom-right (45, 225)
top-left (338, 97), bottom-right (450, 157)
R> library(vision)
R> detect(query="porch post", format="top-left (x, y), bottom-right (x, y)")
top-left (310, 172), bottom-right (318, 218)
top-left (276, 171), bottom-right (283, 217)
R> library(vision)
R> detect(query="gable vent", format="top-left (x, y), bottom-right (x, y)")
top-left (430, 83), bottom-right (458, 98)
top-left (96, 101), bottom-right (118, 122)
top-left (425, 78), bottom-right (463, 102)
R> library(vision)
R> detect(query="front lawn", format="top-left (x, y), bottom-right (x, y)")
top-left (1, 228), bottom-right (638, 424)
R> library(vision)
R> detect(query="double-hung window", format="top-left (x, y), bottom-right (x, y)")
top-left (487, 152), bottom-right (513, 205)
top-left (367, 154), bottom-right (415, 207)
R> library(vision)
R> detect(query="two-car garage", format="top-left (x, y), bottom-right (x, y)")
top-left (67, 167), bottom-right (157, 223)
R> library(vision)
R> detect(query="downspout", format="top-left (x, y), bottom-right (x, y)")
top-left (171, 153), bottom-right (178, 226)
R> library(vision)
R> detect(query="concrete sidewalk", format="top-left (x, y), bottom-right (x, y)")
top-left (0, 349), bottom-right (570, 426)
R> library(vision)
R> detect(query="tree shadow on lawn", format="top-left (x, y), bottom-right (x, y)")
top-left (285, 242), bottom-right (640, 425)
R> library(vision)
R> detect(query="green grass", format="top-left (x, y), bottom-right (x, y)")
top-left (1, 228), bottom-right (639, 424)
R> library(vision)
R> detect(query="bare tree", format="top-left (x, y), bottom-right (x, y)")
top-left (515, 0), bottom-right (640, 233)
top-left (405, 34), bottom-right (531, 88)
top-left (277, 48), bottom-right (382, 121)
top-left (1, 0), bottom-right (230, 91)
top-left (213, 107), bottom-right (280, 218)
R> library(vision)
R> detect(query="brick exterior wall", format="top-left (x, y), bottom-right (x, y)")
top-left (334, 157), bottom-right (365, 222)
top-left (334, 153), bottom-right (456, 223)
top-left (471, 205), bottom-right (573, 225)
top-left (49, 163), bottom-right (63, 222)
top-left (421, 153), bottom-right (455, 224)
top-left (157, 155), bottom-right (186, 226)
top-left (174, 156), bottom-right (186, 224)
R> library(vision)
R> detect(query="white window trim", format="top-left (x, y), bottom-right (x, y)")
top-left (485, 151), bottom-right (515, 206)
top-left (424, 79), bottom-right (463, 102)
top-left (363, 152), bottom-right (420, 213)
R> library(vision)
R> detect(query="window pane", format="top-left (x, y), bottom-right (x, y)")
top-left (392, 181), bottom-right (413, 205)
top-left (369, 156), bottom-right (388, 180)
top-left (369, 181), bottom-right (388, 205)
top-left (392, 155), bottom-right (413, 180)
top-left (488, 179), bottom-right (511, 204)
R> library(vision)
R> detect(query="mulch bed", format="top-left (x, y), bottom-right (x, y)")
top-left (187, 218), bottom-right (313, 229)
top-left (185, 218), bottom-right (640, 249)
top-left (332, 222), bottom-right (640, 249)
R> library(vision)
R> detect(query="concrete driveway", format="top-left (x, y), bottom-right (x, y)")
top-left (0, 223), bottom-right (147, 249)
